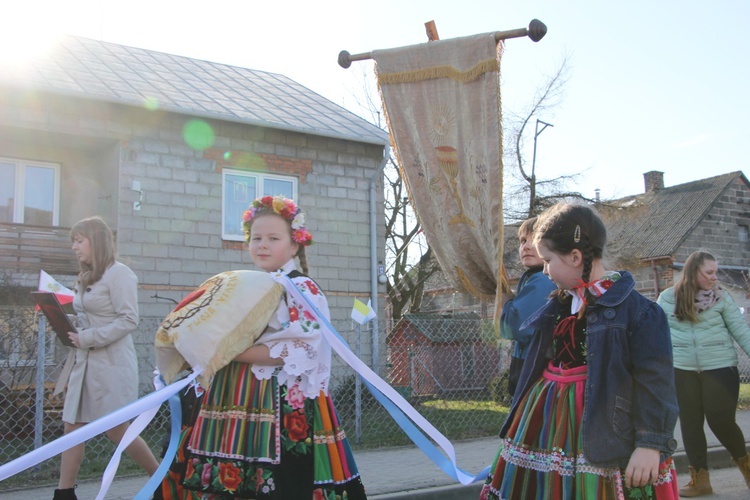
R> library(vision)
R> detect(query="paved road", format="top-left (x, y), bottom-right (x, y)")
top-left (3, 410), bottom-right (750, 498)
top-left (675, 466), bottom-right (749, 500)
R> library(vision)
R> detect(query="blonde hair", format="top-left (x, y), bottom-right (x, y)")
top-left (674, 251), bottom-right (716, 323)
top-left (70, 216), bottom-right (116, 289)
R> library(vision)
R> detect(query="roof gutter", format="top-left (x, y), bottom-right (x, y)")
top-left (672, 262), bottom-right (750, 271)
top-left (640, 255), bottom-right (672, 261)
top-left (369, 142), bottom-right (390, 375)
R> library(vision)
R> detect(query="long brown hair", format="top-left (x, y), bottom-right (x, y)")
top-left (70, 216), bottom-right (116, 289)
top-left (674, 251), bottom-right (716, 323)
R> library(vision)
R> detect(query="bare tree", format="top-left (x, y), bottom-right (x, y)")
top-left (382, 162), bottom-right (441, 320)
top-left (348, 54), bottom-right (583, 320)
top-left (502, 53), bottom-right (592, 219)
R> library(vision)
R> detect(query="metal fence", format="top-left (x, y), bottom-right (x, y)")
top-left (3, 286), bottom-right (750, 489)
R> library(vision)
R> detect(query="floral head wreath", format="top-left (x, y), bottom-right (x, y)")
top-left (242, 195), bottom-right (313, 246)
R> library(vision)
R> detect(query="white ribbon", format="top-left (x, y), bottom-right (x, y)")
top-left (274, 275), bottom-right (481, 484)
top-left (3, 273), bottom-right (489, 492)
top-left (0, 367), bottom-right (203, 490)
top-left (94, 372), bottom-right (171, 500)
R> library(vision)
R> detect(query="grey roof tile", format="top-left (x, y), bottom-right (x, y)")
top-left (0, 35), bottom-right (388, 146)
top-left (601, 171), bottom-right (743, 260)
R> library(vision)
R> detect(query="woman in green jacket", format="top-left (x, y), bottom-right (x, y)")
top-left (657, 251), bottom-right (750, 497)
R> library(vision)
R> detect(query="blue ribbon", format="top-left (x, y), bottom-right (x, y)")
top-left (133, 384), bottom-right (183, 499)
top-left (275, 274), bottom-right (489, 484)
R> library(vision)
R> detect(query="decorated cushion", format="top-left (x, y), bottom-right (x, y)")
top-left (155, 270), bottom-right (283, 385)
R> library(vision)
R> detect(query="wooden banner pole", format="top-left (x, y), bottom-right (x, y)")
top-left (338, 18), bottom-right (547, 69)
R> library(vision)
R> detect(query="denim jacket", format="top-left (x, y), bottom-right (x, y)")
top-left (500, 267), bottom-right (556, 360)
top-left (500, 271), bottom-right (679, 467)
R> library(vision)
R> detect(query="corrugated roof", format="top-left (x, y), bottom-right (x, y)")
top-left (401, 312), bottom-right (483, 342)
top-left (602, 171), bottom-right (744, 259)
top-left (0, 35), bottom-right (389, 146)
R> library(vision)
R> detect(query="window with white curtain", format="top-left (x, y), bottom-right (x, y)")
top-left (0, 157), bottom-right (60, 226)
top-left (222, 168), bottom-right (297, 241)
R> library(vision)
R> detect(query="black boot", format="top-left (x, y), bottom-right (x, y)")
top-left (52, 486), bottom-right (77, 500)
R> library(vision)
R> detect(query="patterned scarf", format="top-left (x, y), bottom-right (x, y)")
top-left (695, 286), bottom-right (722, 313)
top-left (566, 271), bottom-right (622, 314)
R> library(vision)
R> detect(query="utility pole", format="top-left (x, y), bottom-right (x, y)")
top-left (530, 119), bottom-right (553, 214)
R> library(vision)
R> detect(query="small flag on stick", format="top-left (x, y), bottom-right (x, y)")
top-left (38, 270), bottom-right (75, 305)
top-left (351, 298), bottom-right (376, 325)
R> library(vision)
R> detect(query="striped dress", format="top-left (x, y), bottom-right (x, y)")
top-left (481, 279), bottom-right (679, 500)
top-left (156, 262), bottom-right (366, 499)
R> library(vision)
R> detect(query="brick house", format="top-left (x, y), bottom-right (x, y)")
top-left (422, 170), bottom-right (750, 316)
top-left (602, 171), bottom-right (750, 305)
top-left (0, 35), bottom-right (389, 391)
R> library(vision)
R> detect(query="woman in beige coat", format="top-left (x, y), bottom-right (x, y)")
top-left (54, 216), bottom-right (158, 500)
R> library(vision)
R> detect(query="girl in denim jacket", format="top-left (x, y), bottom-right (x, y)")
top-left (481, 203), bottom-right (680, 500)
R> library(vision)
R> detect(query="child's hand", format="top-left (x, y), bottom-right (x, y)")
top-left (624, 447), bottom-right (660, 488)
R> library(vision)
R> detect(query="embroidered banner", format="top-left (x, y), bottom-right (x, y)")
top-left (373, 33), bottom-right (510, 303)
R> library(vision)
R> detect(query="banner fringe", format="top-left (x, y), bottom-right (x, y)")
top-left (377, 59), bottom-right (499, 85)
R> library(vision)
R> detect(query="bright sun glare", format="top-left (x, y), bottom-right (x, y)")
top-left (0, 6), bottom-right (69, 64)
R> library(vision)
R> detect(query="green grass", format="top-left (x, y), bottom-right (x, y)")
top-left (739, 383), bottom-right (750, 410)
top-left (340, 398), bottom-right (510, 449)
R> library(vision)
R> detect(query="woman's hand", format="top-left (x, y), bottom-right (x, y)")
top-left (67, 331), bottom-right (81, 348)
top-left (624, 447), bottom-right (660, 488)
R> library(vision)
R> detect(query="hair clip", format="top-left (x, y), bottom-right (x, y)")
top-left (574, 225), bottom-right (581, 243)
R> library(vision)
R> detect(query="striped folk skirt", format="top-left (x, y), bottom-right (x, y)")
top-left (160, 361), bottom-right (366, 499)
top-left (480, 363), bottom-right (678, 500)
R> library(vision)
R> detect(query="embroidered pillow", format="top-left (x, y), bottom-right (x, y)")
top-left (155, 270), bottom-right (283, 385)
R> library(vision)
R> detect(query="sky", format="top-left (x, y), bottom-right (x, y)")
top-left (3, 0), bottom-right (749, 202)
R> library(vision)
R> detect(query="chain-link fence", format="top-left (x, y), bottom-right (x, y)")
top-left (3, 276), bottom-right (750, 491)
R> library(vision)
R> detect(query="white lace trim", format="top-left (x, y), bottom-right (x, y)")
top-left (500, 439), bottom-right (618, 478)
top-left (251, 260), bottom-right (331, 398)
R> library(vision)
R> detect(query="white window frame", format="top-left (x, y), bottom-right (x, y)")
top-left (221, 168), bottom-right (297, 241)
top-left (0, 156), bottom-right (61, 226)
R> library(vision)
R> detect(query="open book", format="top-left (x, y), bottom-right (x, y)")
top-left (30, 292), bottom-right (76, 347)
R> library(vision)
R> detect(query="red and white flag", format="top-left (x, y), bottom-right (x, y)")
top-left (38, 270), bottom-right (74, 305)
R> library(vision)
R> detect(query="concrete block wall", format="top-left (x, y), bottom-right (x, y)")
top-left (119, 113), bottom-right (387, 380)
top-left (4, 92), bottom-right (387, 387)
top-left (675, 178), bottom-right (750, 267)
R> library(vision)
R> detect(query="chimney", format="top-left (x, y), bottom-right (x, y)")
top-left (644, 171), bottom-right (664, 192)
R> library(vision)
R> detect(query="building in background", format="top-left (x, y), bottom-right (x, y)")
top-left (0, 35), bottom-right (388, 394)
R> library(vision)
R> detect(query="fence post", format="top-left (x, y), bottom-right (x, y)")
top-left (354, 323), bottom-right (362, 444)
top-left (34, 315), bottom-right (47, 457)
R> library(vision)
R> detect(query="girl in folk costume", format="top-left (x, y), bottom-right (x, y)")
top-left (176, 196), bottom-right (366, 499)
top-left (480, 203), bottom-right (680, 500)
